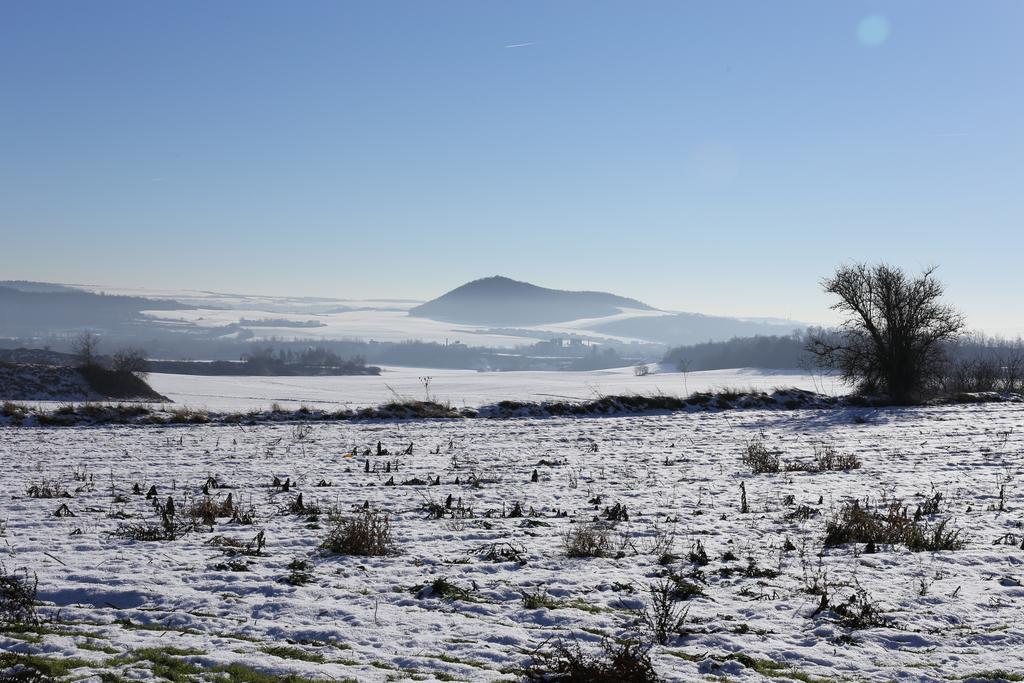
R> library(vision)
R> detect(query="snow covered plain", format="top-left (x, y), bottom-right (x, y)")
top-left (2, 402), bottom-right (1023, 681)
top-left (146, 366), bottom-right (842, 412)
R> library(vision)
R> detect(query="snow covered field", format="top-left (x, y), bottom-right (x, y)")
top-left (2, 403), bottom-right (1023, 681)
top-left (146, 366), bottom-right (842, 412)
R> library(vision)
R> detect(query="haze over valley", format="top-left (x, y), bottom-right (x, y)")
top-left (0, 276), bottom-right (807, 367)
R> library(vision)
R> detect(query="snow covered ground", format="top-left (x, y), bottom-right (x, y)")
top-left (145, 366), bottom-right (843, 412)
top-left (2, 403), bottom-right (1023, 681)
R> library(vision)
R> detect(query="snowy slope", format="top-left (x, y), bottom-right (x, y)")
top-left (0, 363), bottom-right (100, 401)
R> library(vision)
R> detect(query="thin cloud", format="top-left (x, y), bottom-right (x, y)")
top-left (504, 42), bottom-right (534, 49)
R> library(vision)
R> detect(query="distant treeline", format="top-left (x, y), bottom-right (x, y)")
top-left (0, 345), bottom-right (378, 377)
top-left (664, 331), bottom-right (1024, 393)
top-left (940, 334), bottom-right (1024, 393)
top-left (1, 336), bottom-right (645, 373)
top-left (156, 340), bottom-right (628, 374)
top-left (663, 332), bottom-right (816, 371)
top-left (371, 340), bottom-right (629, 371)
top-left (148, 347), bottom-right (380, 376)
top-left (237, 318), bottom-right (326, 328)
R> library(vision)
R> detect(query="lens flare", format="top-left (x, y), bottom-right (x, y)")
top-left (857, 14), bottom-right (890, 47)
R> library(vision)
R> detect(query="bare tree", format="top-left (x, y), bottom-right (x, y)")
top-left (807, 263), bottom-right (965, 403)
top-left (677, 357), bottom-right (691, 395)
top-left (71, 332), bottom-right (100, 368)
top-left (1004, 349), bottom-right (1024, 393)
top-left (943, 336), bottom-right (1024, 394)
top-left (111, 347), bottom-right (149, 377)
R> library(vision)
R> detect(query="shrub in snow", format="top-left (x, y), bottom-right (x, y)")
top-left (742, 433), bottom-right (781, 474)
top-left (823, 499), bottom-right (965, 551)
top-left (562, 522), bottom-right (620, 558)
top-left (524, 638), bottom-right (661, 683)
top-left (0, 566), bottom-right (38, 626)
top-left (321, 509), bottom-right (394, 557)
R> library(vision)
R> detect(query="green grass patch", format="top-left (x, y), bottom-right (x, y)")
top-left (665, 651), bottom-right (834, 683)
top-left (211, 662), bottom-right (345, 683)
top-left (117, 647), bottom-right (206, 681)
top-left (259, 645), bottom-right (325, 663)
top-left (0, 653), bottom-right (94, 679)
top-left (955, 672), bottom-right (1024, 683)
top-left (114, 647), bottom-right (344, 683)
top-left (79, 640), bottom-right (120, 655)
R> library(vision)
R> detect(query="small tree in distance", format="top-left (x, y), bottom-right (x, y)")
top-left (112, 347), bottom-right (149, 377)
top-left (807, 263), bottom-right (965, 404)
top-left (71, 332), bottom-right (100, 368)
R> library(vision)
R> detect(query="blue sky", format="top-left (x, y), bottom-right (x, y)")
top-left (2, 2), bottom-right (1021, 333)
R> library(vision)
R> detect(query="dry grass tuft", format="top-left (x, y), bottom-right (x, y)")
top-left (524, 638), bottom-right (661, 683)
top-left (787, 444), bottom-right (862, 472)
top-left (321, 509), bottom-right (395, 556)
top-left (742, 434), bottom-right (781, 474)
top-left (562, 522), bottom-right (619, 558)
top-left (824, 499), bottom-right (965, 551)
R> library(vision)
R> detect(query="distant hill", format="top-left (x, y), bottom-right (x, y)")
top-left (409, 276), bottom-right (654, 326)
top-left (0, 280), bottom-right (83, 294)
top-left (0, 286), bottom-right (190, 336)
